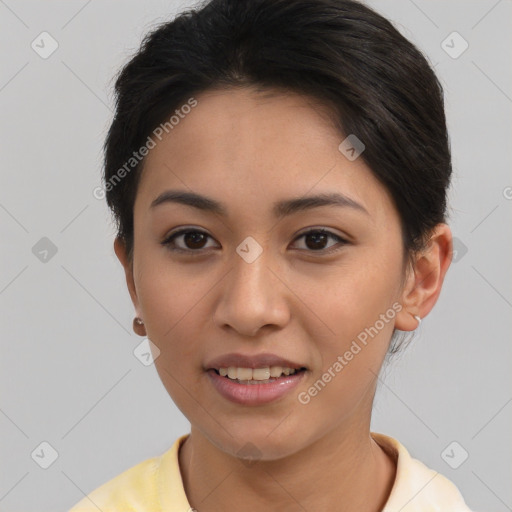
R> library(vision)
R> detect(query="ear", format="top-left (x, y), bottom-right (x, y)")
top-left (114, 237), bottom-right (144, 330)
top-left (394, 223), bottom-right (453, 331)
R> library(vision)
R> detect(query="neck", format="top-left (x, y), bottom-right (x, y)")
top-left (179, 419), bottom-right (396, 512)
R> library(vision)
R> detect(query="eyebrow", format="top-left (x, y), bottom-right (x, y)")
top-left (150, 189), bottom-right (369, 218)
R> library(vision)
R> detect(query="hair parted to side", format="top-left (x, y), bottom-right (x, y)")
top-left (103, 0), bottom-right (452, 355)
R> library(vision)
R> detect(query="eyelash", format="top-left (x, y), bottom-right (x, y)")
top-left (160, 228), bottom-right (348, 256)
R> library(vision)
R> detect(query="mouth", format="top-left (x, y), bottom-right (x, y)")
top-left (206, 365), bottom-right (308, 405)
top-left (210, 366), bottom-right (308, 385)
top-left (204, 353), bottom-right (309, 405)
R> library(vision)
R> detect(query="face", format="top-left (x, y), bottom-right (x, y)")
top-left (118, 87), bottom-right (414, 460)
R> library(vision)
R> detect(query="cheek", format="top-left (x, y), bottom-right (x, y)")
top-left (297, 259), bottom-right (399, 339)
top-left (140, 271), bottom-right (209, 412)
top-left (294, 255), bottom-right (399, 395)
top-left (302, 302), bottom-right (395, 421)
top-left (135, 260), bottom-right (211, 360)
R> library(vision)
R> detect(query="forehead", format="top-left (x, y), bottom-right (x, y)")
top-left (135, 87), bottom-right (396, 223)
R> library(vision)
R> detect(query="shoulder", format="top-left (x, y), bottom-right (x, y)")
top-left (67, 435), bottom-right (190, 512)
top-left (67, 455), bottom-right (161, 511)
top-left (371, 432), bottom-right (475, 512)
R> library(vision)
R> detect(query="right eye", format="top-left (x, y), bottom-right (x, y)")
top-left (161, 228), bottom-right (218, 253)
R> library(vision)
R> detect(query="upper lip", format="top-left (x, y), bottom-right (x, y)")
top-left (205, 352), bottom-right (307, 370)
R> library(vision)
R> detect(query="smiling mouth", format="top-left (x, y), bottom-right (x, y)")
top-left (211, 366), bottom-right (308, 384)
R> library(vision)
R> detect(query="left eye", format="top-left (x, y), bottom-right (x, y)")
top-left (292, 228), bottom-right (348, 253)
top-left (161, 228), bottom-right (347, 254)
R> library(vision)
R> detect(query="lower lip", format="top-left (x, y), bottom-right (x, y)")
top-left (207, 369), bottom-right (306, 406)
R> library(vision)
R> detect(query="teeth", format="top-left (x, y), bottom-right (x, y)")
top-left (252, 367), bottom-right (270, 380)
top-left (218, 366), bottom-right (299, 381)
top-left (270, 366), bottom-right (283, 377)
top-left (237, 367), bottom-right (252, 380)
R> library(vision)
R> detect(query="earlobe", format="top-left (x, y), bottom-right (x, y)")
top-left (394, 224), bottom-right (453, 332)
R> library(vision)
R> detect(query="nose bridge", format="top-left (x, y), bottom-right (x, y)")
top-left (229, 239), bottom-right (274, 305)
top-left (214, 238), bottom-right (289, 335)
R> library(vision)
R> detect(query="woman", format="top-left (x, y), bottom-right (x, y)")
top-left (69, 0), bottom-right (473, 510)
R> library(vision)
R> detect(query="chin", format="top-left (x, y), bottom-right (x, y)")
top-left (214, 423), bottom-right (310, 462)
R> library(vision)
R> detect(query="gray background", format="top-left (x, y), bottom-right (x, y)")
top-left (0, 1), bottom-right (511, 511)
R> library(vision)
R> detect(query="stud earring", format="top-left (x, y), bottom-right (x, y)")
top-left (133, 317), bottom-right (145, 334)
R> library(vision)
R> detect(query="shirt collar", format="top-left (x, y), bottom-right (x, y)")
top-left (157, 432), bottom-right (470, 511)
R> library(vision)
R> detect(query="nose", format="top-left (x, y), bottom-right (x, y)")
top-left (212, 248), bottom-right (290, 337)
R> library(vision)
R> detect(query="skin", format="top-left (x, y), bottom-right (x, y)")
top-left (114, 86), bottom-right (453, 511)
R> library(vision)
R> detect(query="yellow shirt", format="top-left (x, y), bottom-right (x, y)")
top-left (68, 432), bottom-right (474, 511)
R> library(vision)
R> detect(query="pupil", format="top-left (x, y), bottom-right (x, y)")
top-left (306, 232), bottom-right (327, 250)
top-left (185, 232), bottom-right (206, 249)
